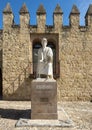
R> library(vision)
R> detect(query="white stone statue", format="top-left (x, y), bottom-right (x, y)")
top-left (37, 38), bottom-right (53, 79)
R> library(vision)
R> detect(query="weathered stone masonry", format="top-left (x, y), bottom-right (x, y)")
top-left (0, 3), bottom-right (92, 101)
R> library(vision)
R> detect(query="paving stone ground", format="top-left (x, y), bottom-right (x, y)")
top-left (0, 101), bottom-right (92, 130)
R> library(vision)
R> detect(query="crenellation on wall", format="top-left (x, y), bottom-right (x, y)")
top-left (2, 3), bottom-right (92, 32)
top-left (1, 3), bottom-right (92, 31)
top-left (36, 4), bottom-right (46, 32)
top-left (85, 4), bottom-right (92, 27)
top-left (53, 4), bottom-right (63, 32)
top-left (19, 4), bottom-right (30, 29)
top-left (3, 3), bottom-right (14, 29)
top-left (69, 5), bottom-right (80, 29)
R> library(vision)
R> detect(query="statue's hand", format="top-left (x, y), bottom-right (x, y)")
top-left (39, 59), bottom-right (43, 62)
top-left (39, 59), bottom-right (46, 63)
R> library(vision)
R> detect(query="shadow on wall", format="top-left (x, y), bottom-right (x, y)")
top-left (0, 108), bottom-right (31, 119)
top-left (3, 65), bottom-right (33, 101)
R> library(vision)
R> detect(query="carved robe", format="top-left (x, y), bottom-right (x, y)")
top-left (37, 47), bottom-right (53, 76)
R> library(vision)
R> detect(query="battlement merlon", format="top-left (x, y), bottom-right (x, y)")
top-left (19, 3), bottom-right (30, 28)
top-left (69, 5), bottom-right (80, 28)
top-left (85, 4), bottom-right (92, 27)
top-left (2, 3), bottom-right (92, 31)
top-left (53, 4), bottom-right (63, 31)
top-left (36, 4), bottom-right (46, 32)
top-left (3, 3), bottom-right (14, 29)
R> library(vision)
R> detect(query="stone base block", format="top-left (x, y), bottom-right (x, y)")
top-left (31, 113), bottom-right (57, 119)
top-left (31, 79), bottom-right (57, 119)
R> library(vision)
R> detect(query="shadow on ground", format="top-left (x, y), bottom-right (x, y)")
top-left (0, 108), bottom-right (31, 120)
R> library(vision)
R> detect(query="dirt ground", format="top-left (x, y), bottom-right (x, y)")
top-left (0, 101), bottom-right (92, 130)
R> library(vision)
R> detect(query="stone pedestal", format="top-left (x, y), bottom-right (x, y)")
top-left (31, 79), bottom-right (57, 119)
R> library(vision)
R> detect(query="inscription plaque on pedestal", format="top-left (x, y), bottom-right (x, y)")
top-left (31, 79), bottom-right (57, 119)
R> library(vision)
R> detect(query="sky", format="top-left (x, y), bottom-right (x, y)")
top-left (0, 0), bottom-right (92, 28)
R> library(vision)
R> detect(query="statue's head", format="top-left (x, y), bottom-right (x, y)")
top-left (41, 38), bottom-right (47, 48)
